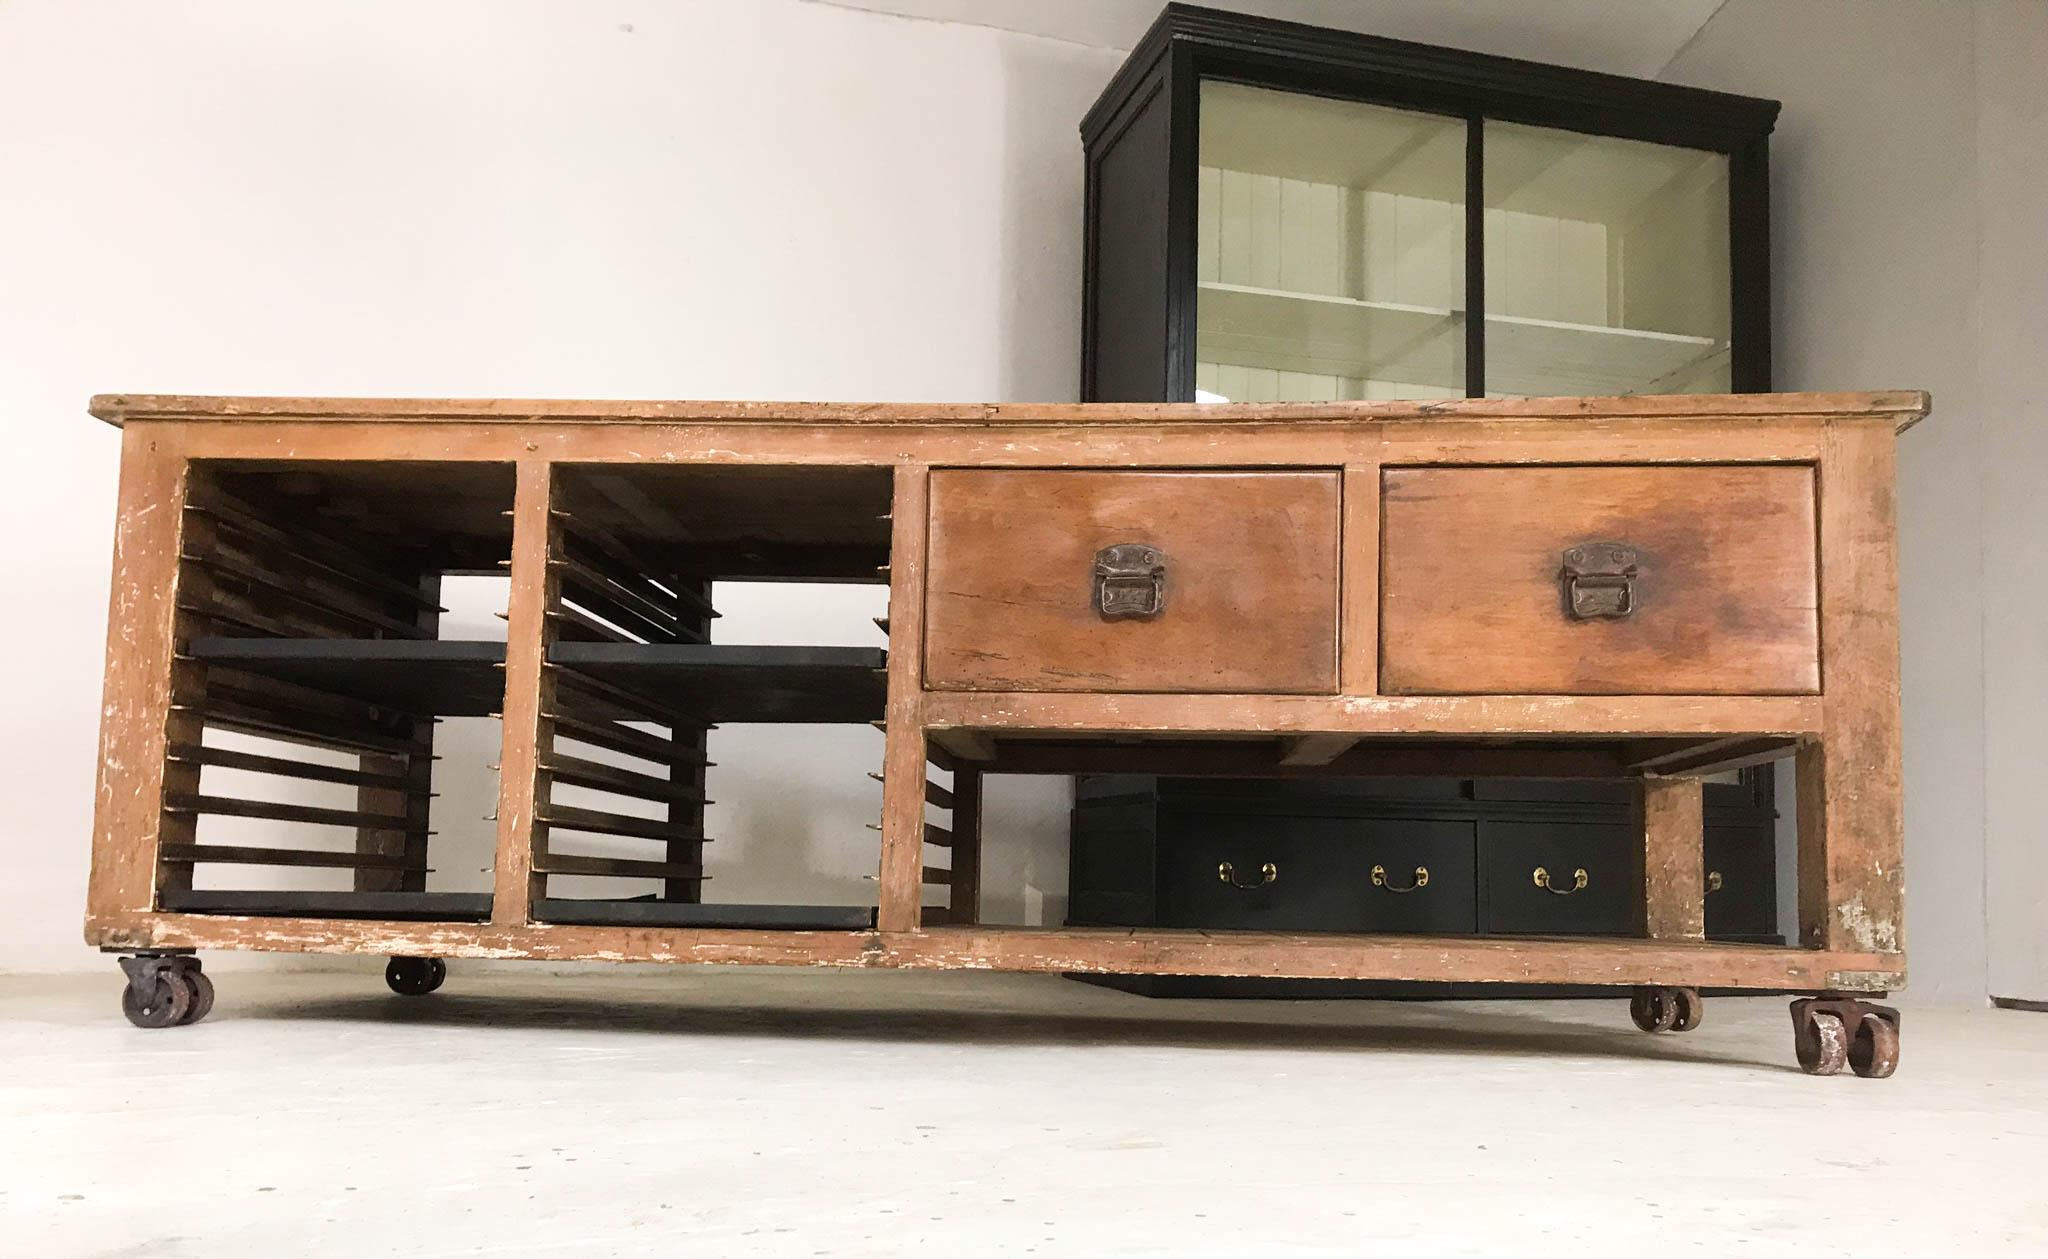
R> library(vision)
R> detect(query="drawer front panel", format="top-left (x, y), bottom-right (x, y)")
top-left (924, 470), bottom-right (1340, 692)
top-left (1160, 814), bottom-right (1476, 934)
top-left (1380, 465), bottom-right (1818, 694)
top-left (1704, 823), bottom-right (1777, 938)
top-left (1480, 821), bottom-right (1635, 935)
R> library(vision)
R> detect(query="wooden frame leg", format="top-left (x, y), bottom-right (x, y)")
top-left (1797, 419), bottom-right (1906, 958)
top-left (491, 460), bottom-right (557, 927)
top-left (876, 464), bottom-right (931, 933)
top-left (1637, 775), bottom-right (1705, 940)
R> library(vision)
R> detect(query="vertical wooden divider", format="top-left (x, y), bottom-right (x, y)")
top-left (492, 461), bottom-right (558, 926)
top-left (357, 572), bottom-right (441, 893)
top-left (948, 767), bottom-right (983, 926)
top-left (88, 428), bottom-right (194, 922)
top-left (1797, 420), bottom-right (1906, 956)
top-left (1636, 775), bottom-right (1706, 940)
top-left (1339, 457), bottom-right (1382, 697)
top-left (876, 464), bottom-right (931, 934)
top-left (666, 575), bottom-right (714, 903)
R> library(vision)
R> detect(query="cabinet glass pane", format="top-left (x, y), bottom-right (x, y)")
top-left (1482, 121), bottom-right (1730, 396)
top-left (1196, 80), bottom-right (1466, 403)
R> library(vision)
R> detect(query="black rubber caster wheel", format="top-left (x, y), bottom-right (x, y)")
top-left (1670, 987), bottom-right (1704, 1032)
top-left (386, 956), bottom-right (446, 996)
top-left (179, 968), bottom-right (216, 1025)
top-left (121, 969), bottom-right (194, 1029)
top-left (1629, 986), bottom-right (1678, 1032)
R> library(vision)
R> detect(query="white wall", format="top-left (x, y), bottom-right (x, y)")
top-left (1666, 0), bottom-right (2048, 1003)
top-left (0, 0), bottom-right (1119, 971)
top-left (1976, 1), bottom-right (2048, 1004)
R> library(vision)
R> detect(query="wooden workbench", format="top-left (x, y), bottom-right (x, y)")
top-left (83, 390), bottom-right (1925, 1075)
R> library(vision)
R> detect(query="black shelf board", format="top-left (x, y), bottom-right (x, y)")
top-left (158, 889), bottom-right (493, 921)
top-left (186, 638), bottom-right (888, 724)
top-left (189, 638), bottom-right (508, 716)
top-left (534, 899), bottom-right (877, 930)
top-left (549, 643), bottom-right (887, 724)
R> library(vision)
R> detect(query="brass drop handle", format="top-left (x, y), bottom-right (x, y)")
top-left (1094, 542), bottom-right (1166, 620)
top-left (1533, 866), bottom-right (1589, 895)
top-left (1218, 861), bottom-right (1277, 890)
top-left (1370, 864), bottom-right (1430, 893)
top-left (1561, 541), bottom-right (1639, 620)
top-left (1707, 870), bottom-right (1725, 893)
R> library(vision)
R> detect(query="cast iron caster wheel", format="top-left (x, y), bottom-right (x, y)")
top-left (1791, 997), bottom-right (1900, 1078)
top-left (1796, 1010), bottom-right (1849, 1075)
top-left (386, 956), bottom-right (447, 996)
top-left (1848, 1012), bottom-right (1901, 1079)
top-left (1628, 986), bottom-right (1700, 1032)
top-left (121, 969), bottom-right (194, 1029)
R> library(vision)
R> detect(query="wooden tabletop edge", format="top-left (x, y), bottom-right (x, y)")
top-left (87, 390), bottom-right (1933, 429)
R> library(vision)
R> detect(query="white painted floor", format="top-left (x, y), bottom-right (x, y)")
top-left (4, 966), bottom-right (2045, 1257)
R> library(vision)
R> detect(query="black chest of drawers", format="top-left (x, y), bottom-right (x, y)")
top-left (1067, 775), bottom-right (1780, 998)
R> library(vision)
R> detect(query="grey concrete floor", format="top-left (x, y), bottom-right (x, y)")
top-left (4, 964), bottom-right (2046, 1257)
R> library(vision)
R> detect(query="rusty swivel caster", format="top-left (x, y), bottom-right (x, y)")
top-left (1628, 985), bottom-right (1703, 1033)
top-left (118, 953), bottom-right (215, 1029)
top-left (385, 956), bottom-right (448, 996)
top-left (1790, 997), bottom-right (1900, 1078)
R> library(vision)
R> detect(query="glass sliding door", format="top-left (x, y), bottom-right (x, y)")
top-left (1481, 122), bottom-right (1732, 396)
top-left (1195, 80), bottom-right (1467, 403)
top-left (1193, 82), bottom-right (1738, 402)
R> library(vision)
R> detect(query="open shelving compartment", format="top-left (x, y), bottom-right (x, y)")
top-left (522, 463), bottom-right (895, 931)
top-left (156, 459), bottom-right (516, 923)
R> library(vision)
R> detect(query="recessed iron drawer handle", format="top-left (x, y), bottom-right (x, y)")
top-left (1370, 864), bottom-right (1429, 893)
top-left (1094, 543), bottom-right (1166, 620)
top-left (1707, 870), bottom-right (1724, 893)
top-left (1218, 861), bottom-right (1277, 890)
top-left (1561, 541), bottom-right (1639, 620)
top-left (1532, 866), bottom-right (1589, 895)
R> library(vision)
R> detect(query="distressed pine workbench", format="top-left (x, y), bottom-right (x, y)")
top-left (84, 391), bottom-right (1925, 1076)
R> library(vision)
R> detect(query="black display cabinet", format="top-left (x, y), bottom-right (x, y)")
top-left (1070, 5), bottom-right (1786, 990)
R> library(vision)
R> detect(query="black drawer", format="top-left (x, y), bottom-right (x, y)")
top-left (1705, 823), bottom-right (1776, 937)
top-left (1158, 812), bottom-right (1476, 933)
top-left (1480, 821), bottom-right (1634, 935)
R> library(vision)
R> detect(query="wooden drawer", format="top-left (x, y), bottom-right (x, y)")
top-left (1480, 821), bottom-right (1635, 935)
top-left (924, 470), bottom-right (1340, 692)
top-left (1159, 814), bottom-right (1476, 933)
top-left (1379, 464), bottom-right (1818, 694)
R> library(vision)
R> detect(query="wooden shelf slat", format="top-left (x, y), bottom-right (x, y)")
top-left (536, 804), bottom-right (707, 844)
top-left (163, 792), bottom-right (426, 833)
top-left (533, 854), bottom-right (705, 881)
top-left (159, 843), bottom-right (419, 870)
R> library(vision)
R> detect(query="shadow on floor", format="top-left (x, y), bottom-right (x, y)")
top-left (226, 981), bottom-right (1791, 1074)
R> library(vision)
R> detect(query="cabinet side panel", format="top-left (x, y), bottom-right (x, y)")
top-left (1085, 80), bottom-right (1173, 403)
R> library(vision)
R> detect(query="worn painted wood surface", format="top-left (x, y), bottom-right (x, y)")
top-left (1637, 776), bottom-right (1707, 941)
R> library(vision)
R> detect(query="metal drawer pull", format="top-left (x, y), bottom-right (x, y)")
top-left (1369, 863), bottom-right (1429, 893)
top-left (1560, 541), bottom-right (1639, 620)
top-left (1217, 861), bottom-right (1277, 890)
top-left (1094, 542), bottom-right (1167, 620)
top-left (1532, 866), bottom-right (1589, 895)
top-left (1707, 870), bottom-right (1724, 893)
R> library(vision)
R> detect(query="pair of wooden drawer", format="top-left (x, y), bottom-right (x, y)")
top-left (923, 467), bottom-right (1819, 694)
